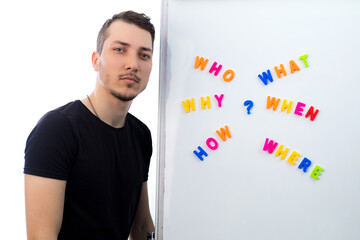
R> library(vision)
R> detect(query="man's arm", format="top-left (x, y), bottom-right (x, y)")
top-left (25, 174), bottom-right (66, 240)
top-left (130, 182), bottom-right (155, 240)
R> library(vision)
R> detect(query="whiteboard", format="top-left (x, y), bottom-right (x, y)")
top-left (156, 0), bottom-right (360, 239)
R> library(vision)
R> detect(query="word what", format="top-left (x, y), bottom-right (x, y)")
top-left (193, 125), bottom-right (232, 161)
top-left (182, 94), bottom-right (224, 113)
top-left (263, 138), bottom-right (324, 180)
top-left (266, 96), bottom-right (319, 121)
top-left (194, 56), bottom-right (235, 82)
top-left (258, 54), bottom-right (309, 85)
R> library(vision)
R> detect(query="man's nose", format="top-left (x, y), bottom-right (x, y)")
top-left (124, 53), bottom-right (139, 72)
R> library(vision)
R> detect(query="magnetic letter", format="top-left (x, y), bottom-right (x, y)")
top-left (193, 146), bottom-right (208, 161)
top-left (294, 102), bottom-right (306, 116)
top-left (305, 106), bottom-right (319, 121)
top-left (310, 165), bottom-right (324, 180)
top-left (274, 64), bottom-right (287, 78)
top-left (209, 62), bottom-right (222, 76)
top-left (206, 138), bottom-right (219, 150)
top-left (258, 70), bottom-right (274, 85)
top-left (214, 94), bottom-right (224, 107)
top-left (299, 54), bottom-right (309, 67)
top-left (281, 99), bottom-right (293, 114)
top-left (181, 98), bottom-right (196, 113)
top-left (287, 151), bottom-right (301, 165)
top-left (263, 138), bottom-right (278, 154)
top-left (298, 157), bottom-right (312, 173)
top-left (201, 96), bottom-right (211, 109)
top-left (289, 60), bottom-right (300, 73)
top-left (266, 96), bottom-right (281, 111)
top-left (274, 145), bottom-right (289, 160)
top-left (216, 125), bottom-right (232, 141)
top-left (194, 56), bottom-right (209, 70)
top-left (223, 69), bottom-right (234, 82)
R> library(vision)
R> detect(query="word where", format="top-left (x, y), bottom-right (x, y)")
top-left (266, 96), bottom-right (319, 121)
top-left (182, 94), bottom-right (224, 113)
top-left (258, 54), bottom-right (309, 85)
top-left (263, 138), bottom-right (324, 180)
top-left (194, 56), bottom-right (235, 82)
top-left (193, 125), bottom-right (232, 161)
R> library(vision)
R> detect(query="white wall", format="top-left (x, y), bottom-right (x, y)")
top-left (0, 0), bottom-right (160, 238)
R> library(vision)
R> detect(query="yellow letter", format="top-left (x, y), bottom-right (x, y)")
top-left (201, 96), bottom-right (211, 109)
top-left (281, 99), bottom-right (293, 114)
top-left (274, 145), bottom-right (289, 160)
top-left (287, 151), bottom-right (300, 165)
top-left (181, 98), bottom-right (195, 113)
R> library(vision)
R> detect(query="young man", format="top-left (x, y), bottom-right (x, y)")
top-left (24, 11), bottom-right (155, 240)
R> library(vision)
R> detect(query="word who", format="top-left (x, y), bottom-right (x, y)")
top-left (258, 54), bottom-right (309, 85)
top-left (194, 56), bottom-right (235, 82)
top-left (193, 125), bottom-right (232, 161)
top-left (182, 94), bottom-right (224, 113)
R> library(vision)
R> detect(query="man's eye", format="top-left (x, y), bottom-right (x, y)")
top-left (114, 48), bottom-right (124, 52)
top-left (140, 53), bottom-right (151, 60)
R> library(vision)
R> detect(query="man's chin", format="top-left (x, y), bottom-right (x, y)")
top-left (110, 90), bottom-right (136, 102)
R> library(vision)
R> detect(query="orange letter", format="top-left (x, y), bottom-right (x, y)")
top-left (274, 64), bottom-right (287, 78)
top-left (194, 56), bottom-right (209, 70)
top-left (266, 96), bottom-right (281, 111)
top-left (289, 60), bottom-right (300, 73)
top-left (216, 125), bottom-right (231, 141)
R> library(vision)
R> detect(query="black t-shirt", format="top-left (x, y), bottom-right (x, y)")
top-left (24, 100), bottom-right (152, 240)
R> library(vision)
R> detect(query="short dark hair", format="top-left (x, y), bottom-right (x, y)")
top-left (96, 10), bottom-right (155, 54)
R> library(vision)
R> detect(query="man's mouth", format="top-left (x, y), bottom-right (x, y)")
top-left (119, 74), bottom-right (141, 83)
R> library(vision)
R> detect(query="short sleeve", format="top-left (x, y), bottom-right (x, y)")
top-left (24, 110), bottom-right (77, 180)
top-left (142, 126), bottom-right (152, 182)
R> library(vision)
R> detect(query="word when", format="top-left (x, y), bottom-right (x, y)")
top-left (258, 54), bottom-right (309, 85)
top-left (244, 100), bottom-right (254, 114)
top-left (266, 96), bottom-right (319, 121)
top-left (263, 138), bottom-right (324, 180)
top-left (182, 94), bottom-right (224, 113)
top-left (194, 56), bottom-right (235, 82)
top-left (193, 125), bottom-right (232, 161)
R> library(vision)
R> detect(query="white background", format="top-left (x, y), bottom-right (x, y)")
top-left (0, 0), bottom-right (161, 238)
top-left (158, 0), bottom-right (360, 239)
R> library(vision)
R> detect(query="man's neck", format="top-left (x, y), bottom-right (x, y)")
top-left (82, 88), bottom-right (132, 129)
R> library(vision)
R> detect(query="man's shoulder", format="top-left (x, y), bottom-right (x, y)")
top-left (127, 113), bottom-right (151, 136)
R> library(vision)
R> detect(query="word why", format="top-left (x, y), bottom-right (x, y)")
top-left (193, 125), bottom-right (232, 161)
top-left (266, 96), bottom-right (319, 121)
top-left (263, 138), bottom-right (324, 180)
top-left (194, 56), bottom-right (235, 82)
top-left (182, 94), bottom-right (224, 113)
top-left (258, 54), bottom-right (309, 85)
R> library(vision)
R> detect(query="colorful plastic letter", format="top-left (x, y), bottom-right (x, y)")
top-left (216, 125), bottom-right (232, 141)
top-left (281, 99), bottom-right (293, 114)
top-left (194, 56), bottom-right (209, 70)
top-left (289, 60), bottom-right (300, 73)
top-left (209, 62), bottom-right (222, 76)
top-left (299, 54), bottom-right (309, 67)
top-left (214, 94), bottom-right (224, 107)
top-left (305, 106), bottom-right (319, 121)
top-left (274, 64), bottom-right (287, 78)
top-left (206, 138), bottom-right (219, 150)
top-left (263, 138), bottom-right (278, 154)
top-left (193, 146), bottom-right (208, 161)
top-left (294, 102), bottom-right (306, 116)
top-left (298, 158), bottom-right (312, 172)
top-left (181, 98), bottom-right (196, 113)
top-left (287, 151), bottom-right (301, 165)
top-left (258, 70), bottom-right (274, 85)
top-left (223, 69), bottom-right (235, 82)
top-left (310, 165), bottom-right (324, 180)
top-left (274, 145), bottom-right (289, 160)
top-left (266, 96), bottom-right (281, 111)
top-left (200, 96), bottom-right (211, 109)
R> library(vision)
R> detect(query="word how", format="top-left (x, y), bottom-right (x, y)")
top-left (263, 138), bottom-right (324, 180)
top-left (194, 56), bottom-right (235, 82)
top-left (182, 94), bottom-right (224, 113)
top-left (266, 96), bottom-right (319, 121)
top-left (193, 125), bottom-right (232, 161)
top-left (258, 54), bottom-right (309, 85)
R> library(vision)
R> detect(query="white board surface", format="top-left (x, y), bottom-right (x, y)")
top-left (156, 0), bottom-right (360, 239)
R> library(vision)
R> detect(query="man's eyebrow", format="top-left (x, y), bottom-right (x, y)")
top-left (111, 41), bottom-right (152, 52)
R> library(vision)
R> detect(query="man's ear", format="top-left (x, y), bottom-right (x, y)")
top-left (91, 51), bottom-right (100, 72)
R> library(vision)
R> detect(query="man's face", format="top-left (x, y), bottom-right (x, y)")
top-left (93, 20), bottom-right (153, 102)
